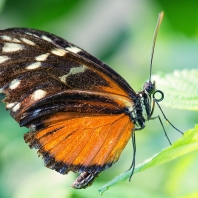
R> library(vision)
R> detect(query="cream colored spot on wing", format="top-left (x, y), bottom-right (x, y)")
top-left (0, 55), bottom-right (10, 63)
top-left (0, 35), bottom-right (21, 43)
top-left (21, 37), bottom-right (36, 46)
top-left (51, 48), bottom-right (67, 56)
top-left (12, 38), bottom-right (21, 43)
top-left (2, 43), bottom-right (24, 52)
top-left (1, 35), bottom-right (12, 41)
top-left (41, 35), bottom-right (53, 42)
top-left (66, 46), bottom-right (81, 53)
top-left (59, 65), bottom-right (87, 83)
top-left (35, 53), bottom-right (50, 61)
top-left (25, 32), bottom-right (39, 37)
top-left (26, 62), bottom-right (41, 70)
top-left (31, 89), bottom-right (47, 101)
top-left (9, 79), bottom-right (21, 90)
top-left (6, 102), bottom-right (17, 109)
top-left (12, 102), bottom-right (21, 112)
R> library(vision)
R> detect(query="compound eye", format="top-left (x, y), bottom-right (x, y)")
top-left (143, 81), bottom-right (156, 95)
top-left (153, 90), bottom-right (164, 102)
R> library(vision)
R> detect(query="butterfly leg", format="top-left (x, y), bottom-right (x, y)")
top-left (154, 99), bottom-right (183, 135)
top-left (129, 131), bottom-right (136, 181)
top-left (150, 115), bottom-right (172, 145)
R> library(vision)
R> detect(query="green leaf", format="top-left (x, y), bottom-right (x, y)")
top-left (152, 69), bottom-right (198, 110)
top-left (99, 125), bottom-right (198, 194)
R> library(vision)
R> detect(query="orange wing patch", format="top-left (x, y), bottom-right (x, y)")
top-left (25, 112), bottom-right (134, 175)
top-left (97, 70), bottom-right (131, 97)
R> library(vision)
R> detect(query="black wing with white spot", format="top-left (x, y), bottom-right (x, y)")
top-left (0, 28), bottom-right (136, 126)
top-left (5, 28), bottom-right (135, 94)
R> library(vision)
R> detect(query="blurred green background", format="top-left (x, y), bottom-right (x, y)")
top-left (0, 0), bottom-right (198, 197)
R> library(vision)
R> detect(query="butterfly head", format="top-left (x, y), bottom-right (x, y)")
top-left (143, 80), bottom-right (156, 96)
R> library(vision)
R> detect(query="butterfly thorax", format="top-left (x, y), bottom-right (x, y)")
top-left (130, 81), bottom-right (155, 130)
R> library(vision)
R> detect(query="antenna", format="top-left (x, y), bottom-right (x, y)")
top-left (149, 11), bottom-right (164, 82)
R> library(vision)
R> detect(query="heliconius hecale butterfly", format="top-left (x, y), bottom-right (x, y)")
top-left (0, 12), bottom-right (182, 189)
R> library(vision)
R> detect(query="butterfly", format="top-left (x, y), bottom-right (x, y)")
top-left (0, 12), bottom-right (178, 189)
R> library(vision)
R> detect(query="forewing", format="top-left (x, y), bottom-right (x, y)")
top-left (5, 28), bottom-right (135, 96)
top-left (0, 28), bottom-right (135, 124)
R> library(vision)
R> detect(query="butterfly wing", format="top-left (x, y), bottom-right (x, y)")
top-left (25, 112), bottom-right (133, 188)
top-left (5, 28), bottom-right (135, 96)
top-left (0, 28), bottom-right (136, 188)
